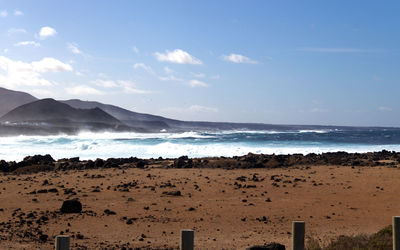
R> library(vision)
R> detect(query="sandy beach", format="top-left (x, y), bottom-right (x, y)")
top-left (0, 153), bottom-right (399, 249)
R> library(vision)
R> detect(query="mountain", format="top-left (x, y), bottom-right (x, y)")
top-left (60, 99), bottom-right (327, 132)
top-left (61, 99), bottom-right (173, 131)
top-left (0, 87), bottom-right (370, 135)
top-left (0, 87), bottom-right (37, 117)
top-left (0, 99), bottom-right (139, 135)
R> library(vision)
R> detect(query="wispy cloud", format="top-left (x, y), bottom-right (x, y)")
top-left (67, 43), bottom-right (82, 54)
top-left (191, 72), bottom-right (205, 78)
top-left (14, 41), bottom-right (40, 47)
top-left (379, 106), bottom-right (392, 112)
top-left (222, 53), bottom-right (258, 64)
top-left (118, 80), bottom-right (151, 94)
top-left (164, 66), bottom-right (174, 74)
top-left (189, 79), bottom-right (208, 87)
top-left (132, 46), bottom-right (139, 54)
top-left (297, 47), bottom-right (375, 53)
top-left (133, 63), bottom-right (154, 74)
top-left (159, 75), bottom-right (183, 82)
top-left (91, 79), bottom-right (150, 94)
top-left (13, 10), bottom-right (23, 16)
top-left (91, 79), bottom-right (118, 88)
top-left (310, 108), bottom-right (328, 113)
top-left (38, 26), bottom-right (57, 39)
top-left (188, 105), bottom-right (218, 113)
top-left (163, 105), bottom-right (218, 114)
top-left (7, 28), bottom-right (27, 35)
top-left (154, 49), bottom-right (202, 65)
top-left (66, 85), bottom-right (104, 95)
top-left (0, 10), bottom-right (8, 18)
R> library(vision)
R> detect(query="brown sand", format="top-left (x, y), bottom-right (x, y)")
top-left (0, 164), bottom-right (399, 249)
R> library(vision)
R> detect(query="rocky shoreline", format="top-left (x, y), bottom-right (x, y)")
top-left (1, 150), bottom-right (399, 174)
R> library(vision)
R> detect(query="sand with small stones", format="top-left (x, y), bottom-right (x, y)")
top-left (0, 163), bottom-right (399, 249)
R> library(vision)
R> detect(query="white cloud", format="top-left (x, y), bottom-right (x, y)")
top-left (379, 106), bottom-right (392, 112)
top-left (39, 26), bottom-right (57, 39)
top-left (164, 67), bottom-right (174, 74)
top-left (7, 28), bottom-right (27, 35)
top-left (188, 105), bottom-right (218, 113)
top-left (67, 43), bottom-right (81, 54)
top-left (0, 56), bottom-right (72, 88)
top-left (0, 10), bottom-right (8, 18)
top-left (118, 80), bottom-right (150, 94)
top-left (132, 46), bottom-right (139, 54)
top-left (66, 85), bottom-right (104, 95)
top-left (14, 10), bottom-right (23, 16)
top-left (133, 63), bottom-right (153, 74)
top-left (14, 41), bottom-right (41, 47)
top-left (222, 53), bottom-right (258, 64)
top-left (154, 49), bottom-right (202, 65)
top-left (189, 79), bottom-right (208, 88)
top-left (31, 89), bottom-right (53, 97)
top-left (31, 57), bottom-right (72, 72)
top-left (91, 79), bottom-right (118, 88)
top-left (159, 75), bottom-right (184, 82)
top-left (90, 79), bottom-right (150, 94)
top-left (310, 108), bottom-right (328, 113)
top-left (3, 49), bottom-right (8, 54)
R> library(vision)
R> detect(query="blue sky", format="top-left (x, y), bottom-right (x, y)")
top-left (0, 1), bottom-right (399, 127)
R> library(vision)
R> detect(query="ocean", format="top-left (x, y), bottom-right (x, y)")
top-left (1, 127), bottom-right (400, 161)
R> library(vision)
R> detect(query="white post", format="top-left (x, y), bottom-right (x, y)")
top-left (393, 216), bottom-right (400, 250)
top-left (180, 229), bottom-right (194, 250)
top-left (55, 235), bottom-right (70, 250)
top-left (292, 221), bottom-right (305, 250)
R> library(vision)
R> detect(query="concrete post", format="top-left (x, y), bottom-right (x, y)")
top-left (393, 216), bottom-right (400, 250)
top-left (180, 229), bottom-right (194, 250)
top-left (292, 221), bottom-right (305, 250)
top-left (55, 235), bottom-right (70, 250)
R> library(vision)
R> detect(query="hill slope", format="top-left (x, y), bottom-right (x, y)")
top-left (0, 98), bottom-right (122, 125)
top-left (61, 99), bottom-right (173, 131)
top-left (61, 99), bottom-right (342, 132)
top-left (0, 87), bottom-right (37, 117)
top-left (0, 99), bottom-right (142, 135)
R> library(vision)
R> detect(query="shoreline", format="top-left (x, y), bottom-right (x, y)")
top-left (1, 150), bottom-right (399, 174)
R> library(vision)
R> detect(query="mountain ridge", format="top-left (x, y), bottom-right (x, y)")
top-left (0, 87), bottom-right (398, 135)
top-left (0, 98), bottom-right (141, 135)
top-left (0, 87), bottom-right (38, 117)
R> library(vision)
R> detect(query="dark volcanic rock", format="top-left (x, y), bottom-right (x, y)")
top-left (104, 209), bottom-right (116, 215)
top-left (246, 242), bottom-right (285, 250)
top-left (162, 191), bottom-right (182, 196)
top-left (60, 199), bottom-right (82, 213)
top-left (173, 156), bottom-right (193, 168)
top-left (23, 154), bottom-right (54, 165)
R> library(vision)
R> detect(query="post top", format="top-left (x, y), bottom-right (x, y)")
top-left (56, 235), bottom-right (70, 238)
top-left (181, 229), bottom-right (194, 232)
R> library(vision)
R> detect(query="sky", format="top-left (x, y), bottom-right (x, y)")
top-left (0, 1), bottom-right (399, 127)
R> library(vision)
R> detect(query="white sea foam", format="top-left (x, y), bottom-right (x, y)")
top-left (0, 132), bottom-right (400, 161)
